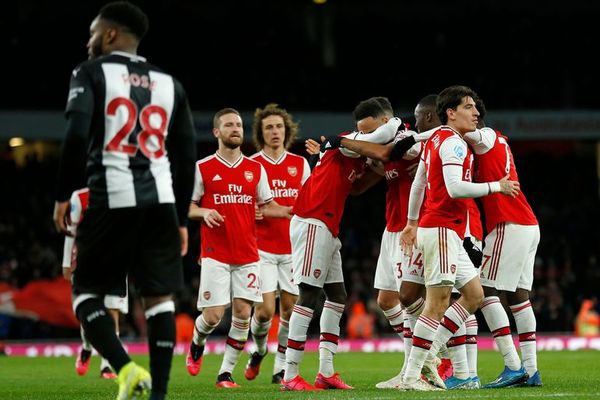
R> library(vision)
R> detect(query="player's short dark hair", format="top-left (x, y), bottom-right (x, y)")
top-left (436, 85), bottom-right (478, 124)
top-left (213, 108), bottom-right (241, 129)
top-left (98, 1), bottom-right (149, 40)
top-left (417, 94), bottom-right (438, 110)
top-left (252, 103), bottom-right (299, 151)
top-left (353, 97), bottom-right (393, 121)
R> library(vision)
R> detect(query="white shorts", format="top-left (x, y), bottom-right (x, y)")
top-left (196, 257), bottom-right (263, 310)
top-left (417, 227), bottom-right (478, 289)
top-left (104, 293), bottom-right (128, 314)
top-left (258, 250), bottom-right (299, 296)
top-left (374, 229), bottom-right (403, 291)
top-left (290, 216), bottom-right (344, 288)
top-left (401, 246), bottom-right (425, 285)
top-left (480, 223), bottom-right (540, 292)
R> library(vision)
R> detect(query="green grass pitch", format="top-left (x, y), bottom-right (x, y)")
top-left (1, 350), bottom-right (599, 399)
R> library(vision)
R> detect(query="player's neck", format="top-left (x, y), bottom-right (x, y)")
top-left (262, 146), bottom-right (285, 160)
top-left (217, 146), bottom-right (242, 164)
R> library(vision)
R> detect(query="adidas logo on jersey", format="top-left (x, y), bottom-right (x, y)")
top-left (212, 174), bottom-right (222, 181)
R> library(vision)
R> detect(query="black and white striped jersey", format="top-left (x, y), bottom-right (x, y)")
top-left (57, 51), bottom-right (196, 222)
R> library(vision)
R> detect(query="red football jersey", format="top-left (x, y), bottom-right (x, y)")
top-left (475, 130), bottom-right (538, 232)
top-left (192, 153), bottom-right (273, 264)
top-left (419, 127), bottom-right (472, 238)
top-left (250, 151), bottom-right (310, 254)
top-left (293, 149), bottom-right (365, 237)
top-left (384, 158), bottom-right (419, 232)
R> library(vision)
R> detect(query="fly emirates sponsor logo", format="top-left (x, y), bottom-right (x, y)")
top-left (270, 179), bottom-right (299, 198)
top-left (213, 184), bottom-right (253, 204)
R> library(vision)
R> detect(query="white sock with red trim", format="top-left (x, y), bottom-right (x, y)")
top-left (465, 314), bottom-right (479, 378)
top-left (481, 296), bottom-right (521, 370)
top-left (284, 305), bottom-right (314, 381)
top-left (319, 300), bottom-right (345, 377)
top-left (218, 317), bottom-right (249, 375)
top-left (511, 300), bottom-right (538, 376)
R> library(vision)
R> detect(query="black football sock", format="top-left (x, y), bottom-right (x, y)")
top-left (76, 298), bottom-right (130, 372)
top-left (147, 309), bottom-right (176, 397)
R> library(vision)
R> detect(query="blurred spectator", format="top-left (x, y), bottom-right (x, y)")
top-left (575, 299), bottom-right (600, 337)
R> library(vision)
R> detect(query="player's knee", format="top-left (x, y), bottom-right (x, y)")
top-left (255, 306), bottom-right (275, 322)
top-left (73, 294), bottom-right (103, 322)
top-left (398, 286), bottom-right (421, 308)
top-left (466, 285), bottom-right (484, 310)
top-left (377, 291), bottom-right (400, 311)
top-left (201, 310), bottom-right (223, 326)
top-left (483, 285), bottom-right (498, 298)
top-left (507, 288), bottom-right (530, 305)
top-left (297, 283), bottom-right (320, 309)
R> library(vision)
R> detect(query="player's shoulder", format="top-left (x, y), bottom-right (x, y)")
top-left (197, 154), bottom-right (216, 166)
top-left (284, 151), bottom-right (307, 162)
top-left (248, 152), bottom-right (263, 161)
top-left (242, 155), bottom-right (264, 168)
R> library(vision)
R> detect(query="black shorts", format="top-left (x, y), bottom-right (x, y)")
top-left (73, 203), bottom-right (183, 297)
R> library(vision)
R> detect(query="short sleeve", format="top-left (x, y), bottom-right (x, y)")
top-left (191, 162), bottom-right (204, 202)
top-left (256, 165), bottom-right (274, 204)
top-left (301, 157), bottom-right (311, 185)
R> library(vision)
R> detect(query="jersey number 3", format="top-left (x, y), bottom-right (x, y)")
top-left (105, 96), bottom-right (168, 159)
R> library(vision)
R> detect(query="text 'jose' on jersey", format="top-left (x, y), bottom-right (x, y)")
top-left (66, 52), bottom-right (188, 209)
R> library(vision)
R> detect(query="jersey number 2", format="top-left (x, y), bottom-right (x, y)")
top-left (105, 97), bottom-right (168, 159)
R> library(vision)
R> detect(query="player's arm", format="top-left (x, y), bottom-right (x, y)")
top-left (441, 138), bottom-right (519, 198)
top-left (463, 127), bottom-right (496, 155)
top-left (62, 191), bottom-right (83, 280)
top-left (255, 165), bottom-right (292, 218)
top-left (188, 203), bottom-right (225, 228)
top-left (400, 159), bottom-right (427, 255)
top-left (168, 86), bottom-right (197, 227)
top-left (54, 65), bottom-right (94, 235)
top-left (260, 200), bottom-right (292, 219)
top-left (349, 160), bottom-right (384, 195)
top-left (187, 162), bottom-right (224, 228)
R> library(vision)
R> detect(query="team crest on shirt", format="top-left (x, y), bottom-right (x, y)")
top-left (203, 291), bottom-right (211, 300)
top-left (314, 269), bottom-right (321, 278)
top-left (244, 171), bottom-right (254, 182)
top-left (288, 166), bottom-right (298, 177)
top-left (450, 264), bottom-right (457, 274)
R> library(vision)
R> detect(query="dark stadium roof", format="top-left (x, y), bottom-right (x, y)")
top-left (2, 0), bottom-right (599, 111)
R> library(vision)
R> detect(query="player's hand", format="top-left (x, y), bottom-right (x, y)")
top-left (389, 135), bottom-right (416, 161)
top-left (255, 204), bottom-right (264, 220)
top-left (62, 267), bottom-right (72, 281)
top-left (53, 200), bottom-right (72, 236)
top-left (179, 226), bottom-right (188, 256)
top-left (319, 135), bottom-right (343, 152)
top-left (400, 225), bottom-right (417, 257)
top-left (463, 237), bottom-right (483, 268)
top-left (305, 138), bottom-right (321, 155)
top-left (203, 209), bottom-right (224, 228)
top-left (498, 174), bottom-right (520, 197)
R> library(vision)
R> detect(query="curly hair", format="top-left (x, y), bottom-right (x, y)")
top-left (252, 103), bottom-right (299, 151)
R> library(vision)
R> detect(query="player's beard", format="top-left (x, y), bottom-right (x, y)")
top-left (89, 41), bottom-right (103, 60)
top-left (222, 136), bottom-right (243, 149)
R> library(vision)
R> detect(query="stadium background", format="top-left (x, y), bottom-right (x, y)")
top-left (0, 0), bottom-right (599, 347)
